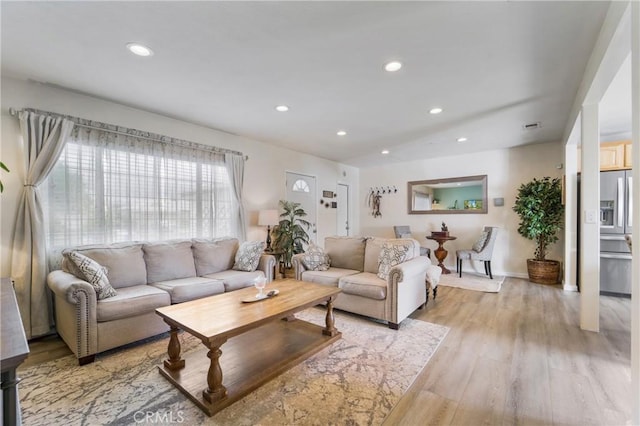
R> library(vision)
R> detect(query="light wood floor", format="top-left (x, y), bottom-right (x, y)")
top-left (24, 277), bottom-right (632, 425)
top-left (384, 277), bottom-right (632, 426)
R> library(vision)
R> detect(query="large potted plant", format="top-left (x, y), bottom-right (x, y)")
top-left (272, 200), bottom-right (310, 271)
top-left (512, 176), bottom-right (564, 284)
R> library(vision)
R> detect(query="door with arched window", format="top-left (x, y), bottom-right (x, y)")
top-left (285, 172), bottom-right (317, 243)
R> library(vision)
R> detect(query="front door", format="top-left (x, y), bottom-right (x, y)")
top-left (336, 183), bottom-right (349, 236)
top-left (285, 172), bottom-right (317, 243)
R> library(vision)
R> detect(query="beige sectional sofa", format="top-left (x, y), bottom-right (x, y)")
top-left (292, 236), bottom-right (430, 329)
top-left (47, 238), bottom-right (275, 365)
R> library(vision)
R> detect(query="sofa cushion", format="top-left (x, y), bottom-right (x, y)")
top-left (301, 243), bottom-right (331, 271)
top-left (363, 237), bottom-right (387, 273)
top-left (63, 243), bottom-right (146, 289)
top-left (232, 241), bottom-right (265, 272)
top-left (203, 270), bottom-right (265, 292)
top-left (144, 240), bottom-right (196, 283)
top-left (67, 251), bottom-right (117, 300)
top-left (377, 240), bottom-right (414, 280)
top-left (301, 268), bottom-right (360, 287)
top-left (150, 277), bottom-right (224, 304)
top-left (338, 272), bottom-right (387, 300)
top-left (192, 238), bottom-right (239, 276)
top-left (96, 285), bottom-right (170, 322)
top-left (324, 237), bottom-right (367, 271)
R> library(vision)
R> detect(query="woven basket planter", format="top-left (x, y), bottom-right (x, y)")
top-left (527, 259), bottom-right (560, 285)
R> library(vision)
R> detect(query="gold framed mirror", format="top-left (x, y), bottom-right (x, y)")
top-left (407, 175), bottom-right (488, 214)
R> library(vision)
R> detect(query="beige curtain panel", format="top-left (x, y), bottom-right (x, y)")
top-left (226, 152), bottom-right (247, 241)
top-left (11, 111), bottom-right (74, 338)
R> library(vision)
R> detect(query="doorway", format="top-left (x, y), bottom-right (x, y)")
top-left (285, 172), bottom-right (317, 243)
top-left (336, 183), bottom-right (350, 236)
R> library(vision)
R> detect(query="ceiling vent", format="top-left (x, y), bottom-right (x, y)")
top-left (522, 122), bottom-right (542, 131)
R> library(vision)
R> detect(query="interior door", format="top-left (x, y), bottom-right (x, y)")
top-left (336, 183), bottom-right (349, 236)
top-left (285, 172), bottom-right (317, 243)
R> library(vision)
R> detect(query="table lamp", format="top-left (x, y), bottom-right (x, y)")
top-left (258, 209), bottom-right (279, 252)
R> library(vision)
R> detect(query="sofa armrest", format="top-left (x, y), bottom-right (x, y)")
top-left (388, 256), bottom-right (429, 284)
top-left (48, 270), bottom-right (97, 304)
top-left (47, 270), bottom-right (98, 360)
top-left (258, 254), bottom-right (276, 282)
top-left (386, 256), bottom-right (429, 324)
top-left (291, 253), bottom-right (307, 280)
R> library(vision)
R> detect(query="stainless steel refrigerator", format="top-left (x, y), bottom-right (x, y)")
top-left (600, 170), bottom-right (633, 296)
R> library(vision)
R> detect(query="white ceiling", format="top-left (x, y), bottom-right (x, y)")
top-left (2, 1), bottom-right (626, 168)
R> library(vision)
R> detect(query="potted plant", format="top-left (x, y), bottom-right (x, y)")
top-left (272, 200), bottom-right (310, 271)
top-left (512, 176), bottom-right (564, 284)
top-left (0, 161), bottom-right (9, 193)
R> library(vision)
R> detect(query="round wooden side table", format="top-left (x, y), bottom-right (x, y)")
top-left (426, 235), bottom-right (457, 274)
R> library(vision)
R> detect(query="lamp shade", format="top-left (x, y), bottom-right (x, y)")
top-left (258, 209), bottom-right (279, 226)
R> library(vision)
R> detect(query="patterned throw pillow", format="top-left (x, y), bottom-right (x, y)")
top-left (232, 241), bottom-right (266, 272)
top-left (67, 251), bottom-right (117, 300)
top-left (302, 244), bottom-right (331, 271)
top-left (377, 241), bottom-right (412, 280)
top-left (472, 230), bottom-right (490, 252)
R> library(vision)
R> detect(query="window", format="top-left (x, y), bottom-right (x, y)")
top-left (292, 179), bottom-right (310, 193)
top-left (44, 126), bottom-right (236, 250)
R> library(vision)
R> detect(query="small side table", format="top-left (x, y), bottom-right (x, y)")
top-left (1, 278), bottom-right (29, 426)
top-left (264, 250), bottom-right (284, 280)
top-left (426, 235), bottom-right (457, 274)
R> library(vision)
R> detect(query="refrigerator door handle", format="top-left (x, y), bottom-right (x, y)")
top-left (617, 177), bottom-right (624, 228)
top-left (627, 176), bottom-right (633, 228)
top-left (600, 252), bottom-right (633, 261)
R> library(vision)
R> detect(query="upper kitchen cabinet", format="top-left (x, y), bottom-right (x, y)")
top-left (624, 142), bottom-right (632, 169)
top-left (577, 140), bottom-right (632, 172)
top-left (599, 140), bottom-right (627, 170)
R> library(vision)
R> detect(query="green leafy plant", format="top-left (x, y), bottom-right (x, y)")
top-left (0, 161), bottom-right (9, 193)
top-left (272, 200), bottom-right (310, 268)
top-left (512, 177), bottom-right (564, 261)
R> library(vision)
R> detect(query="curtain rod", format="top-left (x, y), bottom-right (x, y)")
top-left (8, 107), bottom-right (248, 160)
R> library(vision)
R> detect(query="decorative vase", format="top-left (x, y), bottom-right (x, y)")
top-left (526, 259), bottom-right (560, 285)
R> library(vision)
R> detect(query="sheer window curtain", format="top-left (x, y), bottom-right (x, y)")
top-left (225, 153), bottom-right (247, 241)
top-left (45, 126), bottom-right (236, 249)
top-left (11, 111), bottom-right (74, 338)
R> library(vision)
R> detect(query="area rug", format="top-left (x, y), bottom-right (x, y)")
top-left (18, 308), bottom-right (448, 426)
top-left (439, 271), bottom-right (505, 292)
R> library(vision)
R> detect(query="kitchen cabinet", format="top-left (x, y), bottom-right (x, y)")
top-left (599, 141), bottom-right (626, 170)
top-left (577, 140), bottom-right (631, 172)
top-left (624, 142), bottom-right (632, 169)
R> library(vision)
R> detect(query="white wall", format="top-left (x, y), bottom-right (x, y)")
top-left (0, 77), bottom-right (359, 275)
top-left (359, 142), bottom-right (564, 277)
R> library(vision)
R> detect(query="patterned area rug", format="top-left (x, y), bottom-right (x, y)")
top-left (439, 271), bottom-right (505, 292)
top-left (18, 307), bottom-right (448, 426)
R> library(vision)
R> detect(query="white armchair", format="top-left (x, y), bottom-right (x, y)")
top-left (456, 226), bottom-right (499, 279)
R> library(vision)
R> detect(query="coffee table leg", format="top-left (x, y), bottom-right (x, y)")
top-left (323, 296), bottom-right (339, 337)
top-left (202, 339), bottom-right (227, 404)
top-left (164, 323), bottom-right (185, 370)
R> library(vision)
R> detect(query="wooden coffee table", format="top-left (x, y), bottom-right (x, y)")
top-left (155, 279), bottom-right (341, 416)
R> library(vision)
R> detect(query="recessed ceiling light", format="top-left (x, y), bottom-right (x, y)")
top-left (337, 130), bottom-right (347, 136)
top-left (126, 42), bottom-right (154, 57)
top-left (384, 61), bottom-right (402, 72)
top-left (275, 105), bottom-right (289, 112)
top-left (457, 137), bottom-right (468, 142)
top-left (381, 149), bottom-right (390, 155)
top-left (429, 107), bottom-right (443, 115)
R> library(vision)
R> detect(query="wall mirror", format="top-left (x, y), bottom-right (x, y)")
top-left (408, 175), bottom-right (488, 214)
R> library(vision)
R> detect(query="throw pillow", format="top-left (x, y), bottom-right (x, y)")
top-left (400, 233), bottom-right (412, 239)
top-left (472, 230), bottom-right (490, 252)
top-left (67, 251), bottom-right (117, 300)
top-left (302, 244), bottom-right (331, 271)
top-left (232, 241), bottom-right (266, 272)
top-left (377, 241), bottom-right (412, 280)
